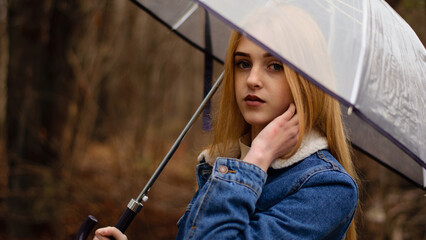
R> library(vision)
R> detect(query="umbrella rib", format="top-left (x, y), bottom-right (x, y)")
top-left (330, 1), bottom-right (363, 25)
top-left (129, 0), bottom-right (224, 64)
top-left (351, 0), bottom-right (368, 105)
top-left (333, 0), bottom-right (363, 13)
top-left (313, 0), bottom-right (363, 25)
top-left (172, 3), bottom-right (199, 30)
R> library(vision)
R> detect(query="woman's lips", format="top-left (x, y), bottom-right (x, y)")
top-left (244, 95), bottom-right (265, 107)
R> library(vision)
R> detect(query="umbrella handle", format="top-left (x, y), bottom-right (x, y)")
top-left (75, 199), bottom-right (142, 240)
top-left (75, 215), bottom-right (98, 240)
top-left (109, 199), bottom-right (143, 239)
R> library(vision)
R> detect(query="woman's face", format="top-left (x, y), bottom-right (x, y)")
top-left (234, 36), bottom-right (293, 130)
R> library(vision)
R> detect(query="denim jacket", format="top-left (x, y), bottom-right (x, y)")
top-left (176, 150), bottom-right (358, 240)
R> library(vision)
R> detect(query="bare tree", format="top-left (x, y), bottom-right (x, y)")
top-left (0, 0), bottom-right (9, 225)
top-left (6, 0), bottom-right (72, 236)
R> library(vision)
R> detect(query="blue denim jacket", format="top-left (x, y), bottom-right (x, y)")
top-left (176, 150), bottom-right (358, 240)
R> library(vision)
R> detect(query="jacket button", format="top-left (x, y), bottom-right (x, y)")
top-left (218, 165), bottom-right (228, 174)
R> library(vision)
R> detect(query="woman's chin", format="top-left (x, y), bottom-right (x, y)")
top-left (244, 118), bottom-right (270, 129)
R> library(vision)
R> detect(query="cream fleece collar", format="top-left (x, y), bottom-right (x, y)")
top-left (197, 129), bottom-right (328, 169)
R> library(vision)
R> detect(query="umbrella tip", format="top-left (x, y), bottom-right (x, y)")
top-left (347, 106), bottom-right (354, 116)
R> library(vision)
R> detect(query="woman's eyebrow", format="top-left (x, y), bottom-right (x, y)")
top-left (234, 51), bottom-right (277, 61)
top-left (234, 51), bottom-right (275, 58)
top-left (234, 51), bottom-right (249, 57)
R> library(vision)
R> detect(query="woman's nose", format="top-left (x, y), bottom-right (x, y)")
top-left (246, 66), bottom-right (264, 89)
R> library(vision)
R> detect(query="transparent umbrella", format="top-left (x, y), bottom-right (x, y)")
top-left (76, 0), bottom-right (426, 239)
top-left (132, 0), bottom-right (425, 189)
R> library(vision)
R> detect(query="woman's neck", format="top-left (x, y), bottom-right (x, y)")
top-left (250, 124), bottom-right (265, 145)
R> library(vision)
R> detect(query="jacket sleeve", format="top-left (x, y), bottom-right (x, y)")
top-left (178, 157), bottom-right (358, 240)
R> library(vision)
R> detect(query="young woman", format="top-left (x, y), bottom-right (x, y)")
top-left (94, 31), bottom-right (359, 240)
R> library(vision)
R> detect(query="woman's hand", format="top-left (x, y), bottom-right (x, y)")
top-left (244, 103), bottom-right (299, 172)
top-left (93, 227), bottom-right (128, 240)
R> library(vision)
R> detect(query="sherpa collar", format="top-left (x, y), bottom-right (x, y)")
top-left (197, 129), bottom-right (328, 169)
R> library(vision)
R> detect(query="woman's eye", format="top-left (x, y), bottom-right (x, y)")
top-left (269, 63), bottom-right (283, 71)
top-left (236, 61), bottom-right (251, 69)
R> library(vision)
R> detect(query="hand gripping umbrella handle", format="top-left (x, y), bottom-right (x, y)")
top-left (109, 199), bottom-right (143, 239)
top-left (75, 199), bottom-right (142, 240)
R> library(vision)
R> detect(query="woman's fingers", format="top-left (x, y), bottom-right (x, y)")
top-left (281, 103), bottom-right (296, 121)
top-left (275, 105), bottom-right (299, 133)
top-left (245, 103), bottom-right (300, 171)
top-left (274, 104), bottom-right (298, 131)
top-left (93, 227), bottom-right (128, 240)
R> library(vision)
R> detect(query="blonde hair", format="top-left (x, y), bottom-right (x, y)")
top-left (209, 31), bottom-right (359, 240)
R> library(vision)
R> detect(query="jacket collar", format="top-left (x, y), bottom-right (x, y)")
top-left (198, 129), bottom-right (329, 169)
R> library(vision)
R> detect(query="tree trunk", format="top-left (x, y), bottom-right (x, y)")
top-left (0, 0), bottom-right (9, 230)
top-left (5, 0), bottom-right (80, 236)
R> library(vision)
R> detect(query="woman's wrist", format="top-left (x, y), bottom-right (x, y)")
top-left (243, 147), bottom-right (272, 172)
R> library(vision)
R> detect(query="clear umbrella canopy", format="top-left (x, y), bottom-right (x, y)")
top-left (131, 0), bottom-right (426, 188)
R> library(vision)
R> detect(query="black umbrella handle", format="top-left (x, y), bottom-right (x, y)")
top-left (75, 199), bottom-right (143, 240)
top-left (75, 215), bottom-right (98, 240)
top-left (109, 200), bottom-right (143, 240)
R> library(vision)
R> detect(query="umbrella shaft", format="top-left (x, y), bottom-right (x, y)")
top-left (136, 72), bottom-right (224, 203)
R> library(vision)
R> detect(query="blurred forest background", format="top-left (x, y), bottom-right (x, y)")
top-left (0, 0), bottom-right (425, 239)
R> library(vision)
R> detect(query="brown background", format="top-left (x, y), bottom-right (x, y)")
top-left (0, 0), bottom-right (425, 239)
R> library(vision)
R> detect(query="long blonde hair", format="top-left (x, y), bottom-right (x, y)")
top-left (209, 31), bottom-right (359, 240)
